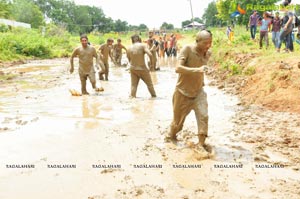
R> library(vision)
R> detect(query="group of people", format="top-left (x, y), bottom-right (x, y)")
top-left (146, 31), bottom-right (178, 71)
top-left (70, 30), bottom-right (213, 152)
top-left (248, 8), bottom-right (298, 52)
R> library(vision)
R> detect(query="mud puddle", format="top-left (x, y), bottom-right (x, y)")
top-left (0, 57), bottom-right (299, 199)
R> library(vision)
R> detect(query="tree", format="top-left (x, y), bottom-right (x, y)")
top-left (33, 0), bottom-right (115, 33)
top-left (194, 17), bottom-right (204, 24)
top-left (202, 2), bottom-right (219, 27)
top-left (114, 19), bottom-right (128, 32)
top-left (216, 0), bottom-right (279, 26)
top-left (11, 0), bottom-right (45, 28)
top-left (88, 6), bottom-right (107, 32)
top-left (160, 22), bottom-right (174, 30)
top-left (0, 0), bottom-right (12, 19)
top-left (73, 5), bottom-right (93, 34)
top-left (138, 24), bottom-right (148, 31)
top-left (182, 20), bottom-right (192, 28)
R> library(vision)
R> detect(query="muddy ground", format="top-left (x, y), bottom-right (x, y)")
top-left (0, 57), bottom-right (299, 199)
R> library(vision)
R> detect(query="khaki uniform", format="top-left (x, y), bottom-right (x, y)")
top-left (127, 42), bottom-right (156, 97)
top-left (70, 45), bottom-right (99, 93)
top-left (113, 43), bottom-right (126, 66)
top-left (148, 44), bottom-right (157, 71)
top-left (98, 44), bottom-right (112, 80)
top-left (170, 45), bottom-right (211, 138)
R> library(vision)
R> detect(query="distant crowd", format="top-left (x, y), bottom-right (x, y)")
top-left (227, 0), bottom-right (300, 53)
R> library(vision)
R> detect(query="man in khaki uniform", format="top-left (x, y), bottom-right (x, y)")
top-left (112, 38), bottom-right (127, 66)
top-left (166, 30), bottom-right (212, 148)
top-left (147, 38), bottom-right (157, 71)
top-left (126, 34), bottom-right (156, 98)
top-left (70, 34), bottom-right (101, 95)
top-left (98, 38), bottom-right (113, 81)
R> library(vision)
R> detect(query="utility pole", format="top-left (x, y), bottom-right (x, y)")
top-left (188, 0), bottom-right (195, 28)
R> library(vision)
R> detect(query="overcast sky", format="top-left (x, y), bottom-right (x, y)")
top-left (73, 0), bottom-right (213, 29)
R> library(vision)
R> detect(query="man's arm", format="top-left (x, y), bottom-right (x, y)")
top-left (175, 46), bottom-right (207, 74)
top-left (122, 45), bottom-right (127, 52)
top-left (175, 61), bottom-right (206, 74)
top-left (144, 46), bottom-right (153, 66)
top-left (108, 46), bottom-right (113, 60)
top-left (248, 15), bottom-right (251, 26)
top-left (284, 14), bottom-right (293, 30)
top-left (93, 48), bottom-right (100, 70)
top-left (69, 48), bottom-right (78, 73)
top-left (126, 48), bottom-right (131, 62)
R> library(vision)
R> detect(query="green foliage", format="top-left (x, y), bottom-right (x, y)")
top-left (3, 29), bottom-right (51, 57)
top-left (221, 60), bottom-right (243, 76)
top-left (160, 22), bottom-right (174, 30)
top-left (10, 0), bottom-right (45, 29)
top-left (0, 73), bottom-right (17, 80)
top-left (216, 0), bottom-right (280, 26)
top-left (202, 1), bottom-right (219, 27)
top-left (0, 0), bottom-right (11, 18)
top-left (0, 24), bottom-right (9, 32)
top-left (0, 24), bottom-right (75, 60)
top-left (267, 81), bottom-right (275, 92)
top-left (243, 66), bottom-right (256, 76)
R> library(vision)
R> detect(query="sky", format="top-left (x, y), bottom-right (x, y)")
top-left (73, 0), bottom-right (214, 29)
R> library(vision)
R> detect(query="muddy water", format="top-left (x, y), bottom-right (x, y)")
top-left (0, 57), bottom-right (299, 199)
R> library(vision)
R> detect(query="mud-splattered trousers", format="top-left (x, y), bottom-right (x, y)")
top-left (113, 50), bottom-right (122, 66)
top-left (130, 69), bottom-right (156, 97)
top-left (79, 68), bottom-right (96, 93)
top-left (99, 60), bottom-right (109, 80)
top-left (170, 88), bottom-right (208, 138)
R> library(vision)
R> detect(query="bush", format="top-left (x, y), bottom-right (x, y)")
top-left (0, 24), bottom-right (9, 32)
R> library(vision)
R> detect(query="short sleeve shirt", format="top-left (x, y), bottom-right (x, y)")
top-left (176, 45), bottom-right (210, 98)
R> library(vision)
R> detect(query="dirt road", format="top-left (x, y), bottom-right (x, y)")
top-left (0, 58), bottom-right (299, 199)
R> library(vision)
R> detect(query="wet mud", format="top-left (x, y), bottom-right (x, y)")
top-left (0, 57), bottom-right (299, 199)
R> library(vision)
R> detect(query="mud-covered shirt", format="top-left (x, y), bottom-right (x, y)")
top-left (99, 44), bottom-right (112, 62)
top-left (70, 45), bottom-right (98, 74)
top-left (113, 44), bottom-right (126, 55)
top-left (149, 45), bottom-right (157, 62)
top-left (127, 43), bottom-right (152, 71)
top-left (176, 45), bottom-right (210, 98)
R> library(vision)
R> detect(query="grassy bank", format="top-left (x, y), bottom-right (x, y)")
top-left (0, 26), bottom-right (196, 63)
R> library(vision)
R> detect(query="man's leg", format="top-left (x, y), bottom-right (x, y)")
top-left (99, 72), bottom-right (104, 80)
top-left (130, 70), bottom-right (140, 98)
top-left (80, 74), bottom-right (89, 95)
top-left (193, 89), bottom-right (209, 146)
top-left (140, 70), bottom-right (156, 97)
top-left (88, 71), bottom-right (96, 89)
top-left (104, 62), bottom-right (109, 81)
top-left (278, 29), bottom-right (289, 50)
top-left (250, 25), bottom-right (254, 39)
top-left (259, 32), bottom-right (263, 49)
top-left (265, 32), bottom-right (269, 48)
top-left (117, 54), bottom-right (122, 66)
top-left (99, 60), bottom-right (105, 80)
top-left (272, 32), bottom-right (276, 47)
top-left (167, 90), bottom-right (193, 141)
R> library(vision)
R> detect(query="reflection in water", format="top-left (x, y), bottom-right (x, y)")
top-left (150, 71), bottom-right (158, 85)
top-left (166, 56), bottom-right (177, 68)
top-left (81, 96), bottom-right (100, 118)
